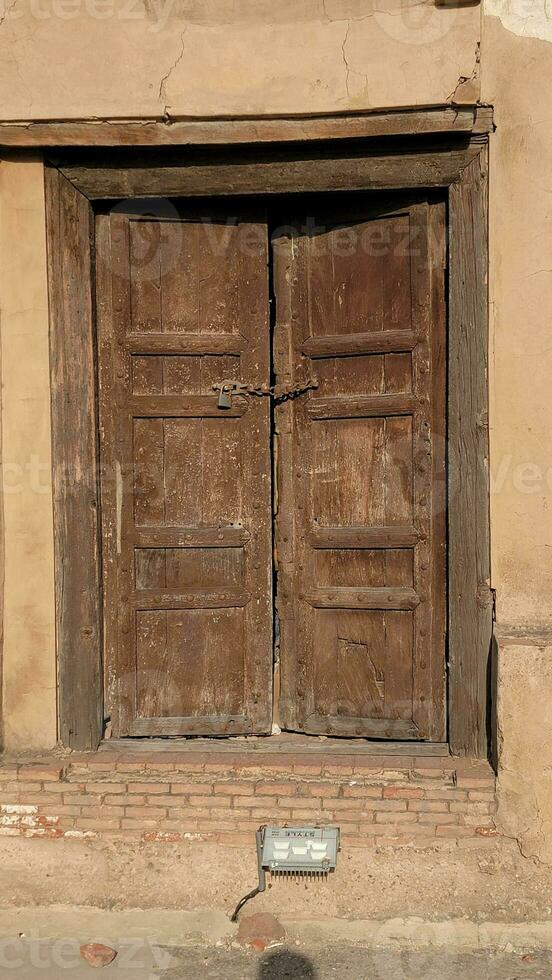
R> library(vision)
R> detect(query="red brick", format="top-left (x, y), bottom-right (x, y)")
top-left (127, 782), bottom-right (170, 795)
top-left (77, 818), bottom-right (121, 831)
top-left (383, 786), bottom-right (424, 800)
top-left (190, 795), bottom-right (231, 808)
top-left (290, 808), bottom-right (325, 821)
top-left (323, 766), bottom-right (354, 776)
top-left (168, 807), bottom-right (212, 820)
top-left (293, 765), bottom-right (323, 776)
top-left (68, 794), bottom-right (103, 807)
top-left (124, 806), bottom-right (167, 819)
top-left (250, 808), bottom-right (292, 820)
top-left (214, 782), bottom-right (255, 796)
top-left (84, 783), bottom-right (127, 795)
top-left (411, 768), bottom-right (451, 781)
top-left (104, 794), bottom-right (146, 807)
top-left (468, 791), bottom-right (496, 803)
top-left (78, 806), bottom-right (126, 819)
top-left (82, 759), bottom-right (119, 772)
top-left (257, 783), bottom-right (296, 797)
top-left (39, 804), bottom-right (81, 817)
top-left (418, 812), bottom-right (458, 825)
top-left (455, 774), bottom-right (495, 791)
top-left (407, 800), bottom-right (448, 813)
top-left (18, 766), bottom-right (63, 782)
top-left (343, 786), bottom-right (383, 799)
top-left (169, 783), bottom-right (213, 796)
top-left (120, 818), bottom-right (159, 830)
top-left (375, 811), bottom-right (417, 823)
top-left (322, 797), bottom-right (371, 811)
top-left (7, 782), bottom-right (41, 793)
top-left (424, 789), bottom-right (468, 802)
top-left (278, 795), bottom-right (317, 808)
top-left (238, 796), bottom-right (273, 808)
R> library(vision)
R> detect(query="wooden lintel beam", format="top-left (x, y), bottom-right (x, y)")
top-left (0, 106), bottom-right (494, 148)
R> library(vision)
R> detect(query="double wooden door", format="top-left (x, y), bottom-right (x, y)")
top-left (96, 195), bottom-right (446, 741)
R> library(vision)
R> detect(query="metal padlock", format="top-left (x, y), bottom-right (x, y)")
top-left (217, 385), bottom-right (232, 409)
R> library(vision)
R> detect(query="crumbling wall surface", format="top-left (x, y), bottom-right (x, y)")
top-left (482, 3), bottom-right (552, 862)
top-left (0, 157), bottom-right (57, 752)
top-left (0, 0), bottom-right (480, 119)
top-left (496, 642), bottom-right (552, 864)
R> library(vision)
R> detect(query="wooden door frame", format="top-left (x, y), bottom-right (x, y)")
top-left (40, 106), bottom-right (493, 755)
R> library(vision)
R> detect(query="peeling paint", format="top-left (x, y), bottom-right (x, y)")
top-left (485, 0), bottom-right (552, 43)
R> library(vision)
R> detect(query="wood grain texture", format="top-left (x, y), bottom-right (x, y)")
top-left (274, 198), bottom-right (447, 740)
top-left (97, 208), bottom-right (273, 736)
top-left (304, 588), bottom-right (420, 610)
top-left (0, 106), bottom-right (493, 147)
top-left (309, 526), bottom-right (418, 549)
top-left (124, 332), bottom-right (245, 355)
top-left (302, 329), bottom-right (417, 358)
top-left (448, 149), bottom-right (492, 759)
top-left (59, 142), bottom-right (483, 200)
top-left (45, 165), bottom-right (103, 750)
top-left (307, 393), bottom-right (416, 419)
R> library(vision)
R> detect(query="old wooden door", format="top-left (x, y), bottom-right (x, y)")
top-left (273, 197), bottom-right (446, 740)
top-left (96, 207), bottom-right (273, 736)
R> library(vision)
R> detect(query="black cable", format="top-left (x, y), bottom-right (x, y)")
top-left (230, 886), bottom-right (261, 923)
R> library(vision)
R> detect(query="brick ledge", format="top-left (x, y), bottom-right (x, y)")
top-left (0, 750), bottom-right (497, 849)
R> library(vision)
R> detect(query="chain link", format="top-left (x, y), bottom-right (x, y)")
top-left (213, 378), bottom-right (318, 404)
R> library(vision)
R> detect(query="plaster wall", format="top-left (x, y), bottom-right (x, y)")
top-left (480, 5), bottom-right (552, 861)
top-left (0, 0), bottom-right (480, 118)
top-left (0, 157), bottom-right (57, 751)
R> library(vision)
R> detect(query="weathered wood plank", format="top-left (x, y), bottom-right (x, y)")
top-left (59, 143), bottom-right (483, 200)
top-left (133, 527), bottom-right (249, 548)
top-left (131, 715), bottom-right (249, 736)
top-left (302, 329), bottom-right (417, 358)
top-left (132, 589), bottom-right (250, 610)
top-left (125, 332), bottom-right (245, 355)
top-left (307, 393), bottom-right (416, 420)
top-left (309, 525), bottom-right (418, 549)
top-left (304, 587), bottom-right (420, 610)
top-left (128, 395), bottom-right (248, 418)
top-left (305, 714), bottom-right (419, 738)
top-left (45, 165), bottom-right (103, 750)
top-left (448, 148), bottom-right (492, 759)
top-left (0, 106), bottom-right (493, 147)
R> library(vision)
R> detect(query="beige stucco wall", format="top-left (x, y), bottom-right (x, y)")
top-left (480, 4), bottom-right (552, 861)
top-left (0, 0), bottom-right (480, 117)
top-left (0, 157), bottom-right (57, 751)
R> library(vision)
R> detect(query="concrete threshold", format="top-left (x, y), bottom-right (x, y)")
top-left (0, 908), bottom-right (551, 953)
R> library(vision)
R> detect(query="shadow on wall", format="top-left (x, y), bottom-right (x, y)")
top-left (259, 948), bottom-right (316, 979)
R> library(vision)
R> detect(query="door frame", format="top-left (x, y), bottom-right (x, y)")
top-left (42, 107), bottom-right (493, 756)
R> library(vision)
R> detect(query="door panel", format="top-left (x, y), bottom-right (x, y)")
top-left (96, 209), bottom-right (272, 736)
top-left (274, 199), bottom-right (446, 740)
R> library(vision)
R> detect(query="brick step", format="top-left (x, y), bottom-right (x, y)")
top-left (0, 754), bottom-right (497, 847)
